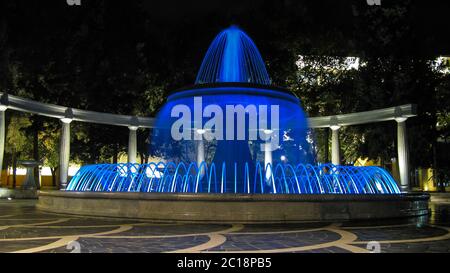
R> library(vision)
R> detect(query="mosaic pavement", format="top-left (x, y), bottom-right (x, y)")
top-left (0, 199), bottom-right (449, 253)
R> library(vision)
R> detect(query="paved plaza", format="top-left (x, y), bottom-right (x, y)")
top-left (0, 199), bottom-right (449, 253)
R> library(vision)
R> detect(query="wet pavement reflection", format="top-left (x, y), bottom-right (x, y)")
top-left (0, 199), bottom-right (449, 253)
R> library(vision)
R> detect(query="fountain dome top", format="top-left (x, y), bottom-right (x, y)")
top-left (195, 25), bottom-right (271, 85)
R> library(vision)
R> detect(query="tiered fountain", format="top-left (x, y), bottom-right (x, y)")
top-left (38, 26), bottom-right (429, 222)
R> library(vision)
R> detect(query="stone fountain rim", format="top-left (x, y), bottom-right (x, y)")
top-left (39, 190), bottom-right (429, 202)
top-left (37, 191), bottom-right (429, 223)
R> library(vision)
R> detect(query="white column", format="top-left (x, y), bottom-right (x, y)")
top-left (0, 106), bottom-right (6, 184)
top-left (195, 130), bottom-right (205, 176)
top-left (264, 142), bottom-right (272, 181)
top-left (197, 139), bottom-right (205, 165)
top-left (128, 126), bottom-right (138, 164)
top-left (331, 126), bottom-right (341, 165)
top-left (194, 128), bottom-right (206, 166)
top-left (396, 117), bottom-right (409, 191)
top-left (59, 119), bottom-right (72, 189)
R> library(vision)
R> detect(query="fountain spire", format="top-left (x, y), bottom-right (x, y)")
top-left (195, 25), bottom-right (271, 85)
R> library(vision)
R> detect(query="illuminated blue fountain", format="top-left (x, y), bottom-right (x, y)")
top-left (67, 163), bottom-right (400, 194)
top-left (195, 25), bottom-right (271, 85)
top-left (67, 26), bottom-right (401, 195)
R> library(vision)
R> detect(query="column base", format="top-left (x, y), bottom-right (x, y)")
top-left (400, 185), bottom-right (410, 192)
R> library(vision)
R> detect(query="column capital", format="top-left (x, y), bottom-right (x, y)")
top-left (60, 118), bottom-right (73, 124)
top-left (129, 116), bottom-right (139, 131)
top-left (61, 108), bottom-right (74, 123)
top-left (395, 116), bottom-right (408, 123)
top-left (329, 116), bottom-right (340, 131)
top-left (394, 106), bottom-right (408, 123)
top-left (330, 125), bottom-right (341, 131)
top-left (0, 93), bottom-right (9, 111)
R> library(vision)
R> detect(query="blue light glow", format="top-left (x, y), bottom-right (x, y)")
top-left (66, 26), bottom-right (402, 195)
top-left (195, 26), bottom-right (271, 85)
top-left (152, 87), bottom-right (314, 165)
top-left (67, 162), bottom-right (401, 194)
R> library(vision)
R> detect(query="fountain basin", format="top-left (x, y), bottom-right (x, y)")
top-left (37, 191), bottom-right (429, 223)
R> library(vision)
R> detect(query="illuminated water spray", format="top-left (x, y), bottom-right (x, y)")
top-left (196, 25), bottom-right (271, 85)
top-left (67, 26), bottom-right (401, 194)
